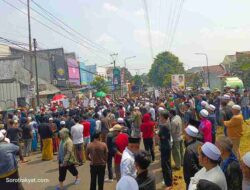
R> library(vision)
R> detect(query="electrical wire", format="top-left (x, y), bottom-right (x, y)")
top-left (30, 0), bottom-right (112, 55)
top-left (142, 0), bottom-right (154, 61)
top-left (1, 0), bottom-right (111, 64)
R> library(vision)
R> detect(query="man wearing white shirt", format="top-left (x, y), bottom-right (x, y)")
top-left (149, 103), bottom-right (155, 121)
top-left (120, 137), bottom-right (140, 178)
top-left (189, 142), bottom-right (227, 190)
top-left (71, 116), bottom-right (84, 165)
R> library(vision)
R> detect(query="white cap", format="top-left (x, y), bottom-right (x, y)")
top-left (49, 117), bottom-right (53, 121)
top-left (27, 116), bottom-right (32, 120)
top-left (242, 152), bottom-right (250, 168)
top-left (223, 94), bottom-right (230, 100)
top-left (29, 108), bottom-right (34, 111)
top-left (201, 101), bottom-right (208, 107)
top-left (230, 89), bottom-right (235, 92)
top-left (116, 176), bottom-right (139, 190)
top-left (117, 118), bottom-right (124, 124)
top-left (200, 109), bottom-right (209, 117)
top-left (0, 129), bottom-right (6, 135)
top-left (208, 104), bottom-right (216, 111)
top-left (158, 107), bottom-right (165, 112)
top-left (185, 125), bottom-right (198, 137)
top-left (0, 132), bottom-right (4, 141)
top-left (60, 121), bottom-right (66, 125)
top-left (134, 107), bottom-right (140, 110)
top-left (201, 142), bottom-right (221, 161)
top-left (232, 105), bottom-right (241, 111)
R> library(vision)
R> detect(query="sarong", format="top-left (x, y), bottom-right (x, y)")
top-left (42, 138), bottom-right (53, 160)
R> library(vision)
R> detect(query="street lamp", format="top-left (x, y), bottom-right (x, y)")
top-left (124, 56), bottom-right (136, 69)
top-left (195, 53), bottom-right (210, 88)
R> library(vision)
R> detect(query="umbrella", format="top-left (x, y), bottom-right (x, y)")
top-left (96, 91), bottom-right (106, 97)
top-left (52, 94), bottom-right (66, 101)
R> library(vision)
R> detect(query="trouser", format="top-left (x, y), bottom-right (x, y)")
top-left (52, 136), bottom-right (59, 153)
top-left (90, 165), bottom-right (106, 190)
top-left (230, 137), bottom-right (241, 159)
top-left (0, 169), bottom-right (24, 190)
top-left (242, 106), bottom-right (249, 120)
top-left (143, 138), bottom-right (155, 161)
top-left (212, 132), bottom-right (216, 144)
top-left (161, 148), bottom-right (172, 187)
top-left (172, 140), bottom-right (183, 168)
top-left (107, 153), bottom-right (113, 180)
top-left (23, 139), bottom-right (32, 157)
top-left (74, 143), bottom-right (83, 164)
top-left (59, 164), bottom-right (78, 182)
top-left (115, 164), bottom-right (121, 181)
top-left (12, 142), bottom-right (24, 161)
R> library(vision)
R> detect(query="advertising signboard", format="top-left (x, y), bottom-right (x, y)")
top-left (171, 74), bottom-right (185, 90)
top-left (67, 58), bottom-right (80, 86)
top-left (113, 68), bottom-right (121, 87)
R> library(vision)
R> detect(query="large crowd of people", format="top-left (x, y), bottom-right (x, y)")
top-left (0, 87), bottom-right (249, 190)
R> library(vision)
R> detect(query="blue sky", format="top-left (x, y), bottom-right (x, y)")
top-left (1, 0), bottom-right (250, 74)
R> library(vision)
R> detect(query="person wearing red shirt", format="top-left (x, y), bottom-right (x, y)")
top-left (140, 113), bottom-right (155, 161)
top-left (110, 124), bottom-right (128, 181)
top-left (80, 115), bottom-right (91, 148)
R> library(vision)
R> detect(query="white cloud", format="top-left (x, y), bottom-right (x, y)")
top-left (103, 3), bottom-right (118, 12)
top-left (134, 8), bottom-right (144, 17)
top-left (133, 29), bottom-right (167, 50)
top-left (96, 33), bottom-right (116, 45)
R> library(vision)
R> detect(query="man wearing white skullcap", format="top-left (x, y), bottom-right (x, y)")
top-left (183, 125), bottom-right (202, 188)
top-left (223, 94), bottom-right (235, 108)
top-left (201, 101), bottom-right (208, 109)
top-left (199, 109), bottom-right (212, 143)
top-left (242, 152), bottom-right (250, 190)
top-left (207, 105), bottom-right (217, 143)
top-left (223, 104), bottom-right (243, 159)
top-left (189, 142), bottom-right (227, 190)
top-left (116, 175), bottom-right (139, 190)
top-left (0, 129), bottom-right (10, 143)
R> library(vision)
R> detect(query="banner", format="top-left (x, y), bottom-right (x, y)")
top-left (171, 74), bottom-right (185, 90)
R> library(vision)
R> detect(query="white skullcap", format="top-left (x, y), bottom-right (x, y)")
top-left (60, 121), bottom-right (66, 125)
top-left (117, 118), bottom-right (124, 123)
top-left (242, 152), bottom-right (250, 168)
top-left (158, 107), bottom-right (165, 112)
top-left (200, 109), bottom-right (209, 117)
top-left (223, 94), bottom-right (230, 100)
top-left (185, 125), bottom-right (198, 137)
top-left (0, 132), bottom-right (4, 141)
top-left (208, 104), bottom-right (216, 111)
top-left (201, 142), bottom-right (221, 161)
top-left (49, 117), bottom-right (53, 121)
top-left (230, 89), bottom-right (235, 92)
top-left (27, 116), bottom-right (32, 120)
top-left (134, 107), bottom-right (140, 110)
top-left (0, 129), bottom-right (6, 135)
top-left (29, 108), bottom-right (34, 111)
top-left (116, 176), bottom-right (139, 190)
top-left (201, 101), bottom-right (208, 107)
top-left (232, 105), bottom-right (241, 111)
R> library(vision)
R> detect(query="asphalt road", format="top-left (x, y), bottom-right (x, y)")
top-left (18, 147), bottom-right (183, 190)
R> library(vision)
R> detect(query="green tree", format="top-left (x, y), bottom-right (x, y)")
top-left (231, 54), bottom-right (250, 88)
top-left (185, 72), bottom-right (204, 89)
top-left (90, 76), bottom-right (109, 93)
top-left (148, 51), bottom-right (185, 87)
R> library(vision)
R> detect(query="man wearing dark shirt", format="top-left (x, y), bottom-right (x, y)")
top-left (22, 118), bottom-right (33, 157)
top-left (38, 117), bottom-right (53, 161)
top-left (86, 132), bottom-right (108, 190)
top-left (158, 111), bottom-right (172, 190)
top-left (7, 120), bottom-right (25, 162)
top-left (135, 150), bottom-right (156, 190)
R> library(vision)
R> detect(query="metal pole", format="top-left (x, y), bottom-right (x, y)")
top-left (205, 54), bottom-right (210, 88)
top-left (27, 0), bottom-right (32, 52)
top-left (33, 38), bottom-right (39, 106)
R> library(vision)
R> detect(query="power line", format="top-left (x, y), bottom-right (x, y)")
top-left (142, 0), bottom-right (154, 61)
top-left (1, 0), bottom-right (111, 63)
top-left (15, 0), bottom-right (111, 62)
top-left (30, 0), bottom-right (112, 55)
top-left (168, 0), bottom-right (184, 51)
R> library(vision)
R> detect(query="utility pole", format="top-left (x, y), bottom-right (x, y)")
top-left (194, 53), bottom-right (210, 88)
top-left (110, 53), bottom-right (118, 98)
top-left (27, 0), bottom-right (32, 52)
top-left (33, 39), bottom-right (39, 106)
